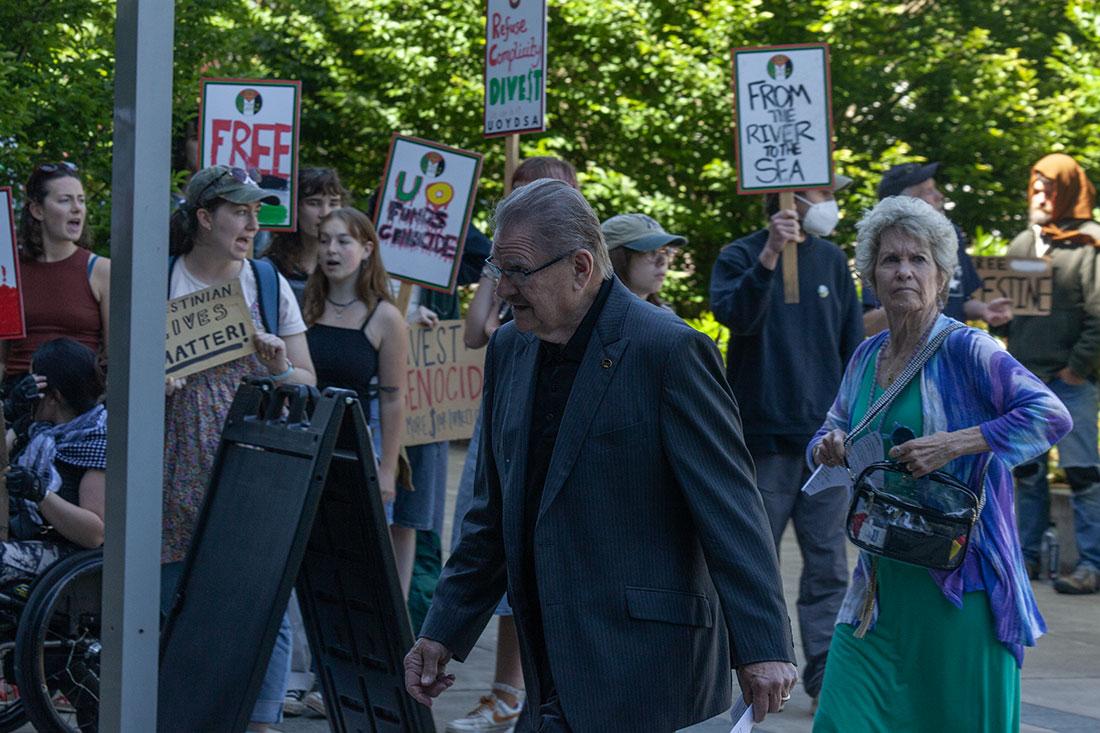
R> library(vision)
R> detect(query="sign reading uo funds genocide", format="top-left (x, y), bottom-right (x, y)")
top-left (403, 320), bottom-right (485, 446)
top-left (972, 256), bottom-right (1053, 316)
top-left (165, 280), bottom-right (257, 379)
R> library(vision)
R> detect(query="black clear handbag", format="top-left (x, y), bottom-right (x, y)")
top-left (846, 461), bottom-right (982, 571)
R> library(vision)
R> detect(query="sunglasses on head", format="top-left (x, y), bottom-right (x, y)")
top-left (35, 162), bottom-right (78, 175)
top-left (192, 166), bottom-right (262, 207)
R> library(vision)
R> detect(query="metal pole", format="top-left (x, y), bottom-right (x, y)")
top-left (101, 1), bottom-right (174, 730)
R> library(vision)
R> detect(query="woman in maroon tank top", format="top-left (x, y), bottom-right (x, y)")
top-left (1, 163), bottom-right (110, 389)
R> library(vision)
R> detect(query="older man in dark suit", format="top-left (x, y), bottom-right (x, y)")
top-left (405, 179), bottom-right (796, 731)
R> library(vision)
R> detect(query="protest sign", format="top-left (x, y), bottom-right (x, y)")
top-left (484, 0), bottom-right (547, 137)
top-left (166, 280), bottom-right (257, 379)
top-left (403, 320), bottom-right (485, 446)
top-left (198, 78), bottom-right (302, 230)
top-left (374, 135), bottom-right (483, 293)
top-left (0, 188), bottom-right (25, 340)
top-left (732, 43), bottom-right (835, 194)
top-left (973, 256), bottom-right (1052, 316)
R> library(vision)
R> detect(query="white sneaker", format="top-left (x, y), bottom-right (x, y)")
top-left (283, 689), bottom-right (307, 717)
top-left (445, 683), bottom-right (524, 732)
top-left (304, 690), bottom-right (327, 718)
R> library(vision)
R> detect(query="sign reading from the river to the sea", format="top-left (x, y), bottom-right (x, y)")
top-left (973, 256), bottom-right (1053, 316)
top-left (198, 78), bottom-right (302, 230)
top-left (165, 280), bottom-right (257, 379)
top-left (484, 0), bottom-right (547, 137)
top-left (403, 320), bottom-right (485, 446)
top-left (732, 43), bottom-right (835, 193)
top-left (0, 188), bottom-right (25, 340)
top-left (374, 134), bottom-right (483, 293)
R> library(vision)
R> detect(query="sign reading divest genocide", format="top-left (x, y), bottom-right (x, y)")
top-left (973, 256), bottom-right (1053, 316)
top-left (199, 78), bottom-right (302, 230)
top-left (0, 188), bottom-right (25, 340)
top-left (374, 135), bottom-right (483, 293)
top-left (484, 0), bottom-right (547, 137)
top-left (165, 280), bottom-right (257, 379)
top-left (403, 320), bottom-right (485, 446)
top-left (732, 43), bottom-right (835, 193)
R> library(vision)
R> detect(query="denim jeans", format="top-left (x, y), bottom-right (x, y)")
top-left (1016, 378), bottom-right (1100, 571)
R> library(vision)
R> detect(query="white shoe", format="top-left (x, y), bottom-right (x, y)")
top-left (282, 689), bottom-right (307, 717)
top-left (445, 683), bottom-right (524, 732)
top-left (304, 690), bottom-right (327, 718)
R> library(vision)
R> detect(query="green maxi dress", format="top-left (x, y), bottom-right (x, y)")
top-left (813, 345), bottom-right (1020, 732)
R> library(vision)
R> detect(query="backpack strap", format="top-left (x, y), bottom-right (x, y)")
top-left (249, 258), bottom-right (281, 334)
top-left (86, 253), bottom-right (99, 280)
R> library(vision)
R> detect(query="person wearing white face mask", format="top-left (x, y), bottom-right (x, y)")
top-left (709, 174), bottom-right (862, 710)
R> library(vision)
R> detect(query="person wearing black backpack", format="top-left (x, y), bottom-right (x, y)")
top-left (162, 165), bottom-right (316, 732)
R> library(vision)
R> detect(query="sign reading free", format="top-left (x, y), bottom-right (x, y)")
top-left (198, 78), bottom-right (302, 230)
top-left (484, 0), bottom-right (547, 137)
top-left (403, 320), bottom-right (485, 446)
top-left (732, 44), bottom-right (835, 193)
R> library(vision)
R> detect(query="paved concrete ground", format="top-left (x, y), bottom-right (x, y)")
top-left (280, 443), bottom-right (1099, 733)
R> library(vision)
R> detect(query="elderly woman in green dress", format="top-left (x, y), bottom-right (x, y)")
top-left (809, 196), bottom-right (1070, 731)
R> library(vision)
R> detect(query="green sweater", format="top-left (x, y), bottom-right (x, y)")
top-left (1004, 219), bottom-right (1100, 380)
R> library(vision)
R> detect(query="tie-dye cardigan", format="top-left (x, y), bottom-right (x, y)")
top-left (807, 315), bottom-right (1072, 666)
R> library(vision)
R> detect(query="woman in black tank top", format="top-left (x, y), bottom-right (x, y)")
top-left (302, 208), bottom-right (415, 588)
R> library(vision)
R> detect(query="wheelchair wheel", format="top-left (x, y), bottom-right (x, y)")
top-left (15, 549), bottom-right (102, 733)
top-left (0, 605), bottom-right (27, 733)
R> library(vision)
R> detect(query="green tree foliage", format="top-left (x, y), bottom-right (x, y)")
top-left (2, 1), bottom-right (1098, 315)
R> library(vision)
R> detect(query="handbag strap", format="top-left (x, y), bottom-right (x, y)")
top-left (846, 322), bottom-right (964, 447)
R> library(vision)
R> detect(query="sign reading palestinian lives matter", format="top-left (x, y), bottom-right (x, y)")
top-left (165, 280), bottom-right (257, 379)
top-left (0, 188), bottom-right (25, 340)
top-left (973, 256), bottom-right (1053, 316)
top-left (374, 134), bottom-right (483, 293)
top-left (732, 43), bottom-right (835, 193)
top-left (403, 320), bottom-right (485, 446)
top-left (484, 0), bottom-right (547, 137)
top-left (198, 78), bottom-right (302, 230)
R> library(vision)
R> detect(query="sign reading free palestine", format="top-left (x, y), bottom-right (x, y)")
top-left (484, 0), bottom-right (547, 137)
top-left (198, 78), bottom-right (302, 230)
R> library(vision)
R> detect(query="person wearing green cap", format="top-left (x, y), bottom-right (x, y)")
top-left (601, 213), bottom-right (685, 309)
top-left (163, 165), bottom-right (317, 732)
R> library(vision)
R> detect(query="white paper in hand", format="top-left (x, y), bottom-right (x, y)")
top-left (729, 697), bottom-right (754, 732)
top-left (801, 432), bottom-right (884, 495)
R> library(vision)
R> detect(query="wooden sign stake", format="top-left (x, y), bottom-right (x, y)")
top-left (504, 133), bottom-right (520, 196)
top-left (779, 190), bottom-right (799, 304)
top-left (396, 282), bottom-right (414, 315)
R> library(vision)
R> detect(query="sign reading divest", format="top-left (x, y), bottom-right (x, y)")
top-left (403, 320), bottom-right (485, 446)
top-left (973, 256), bottom-right (1053, 316)
top-left (484, 0), bottom-right (547, 137)
top-left (732, 44), bottom-right (835, 193)
top-left (374, 135), bottom-right (483, 293)
top-left (165, 280), bottom-right (257, 379)
top-left (199, 78), bottom-right (302, 230)
top-left (0, 188), bottom-right (25, 340)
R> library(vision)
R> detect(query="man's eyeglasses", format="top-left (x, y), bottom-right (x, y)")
top-left (191, 166), bottom-right (261, 208)
top-left (484, 248), bottom-right (579, 285)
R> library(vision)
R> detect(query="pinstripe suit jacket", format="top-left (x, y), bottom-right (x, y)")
top-left (421, 279), bottom-right (794, 731)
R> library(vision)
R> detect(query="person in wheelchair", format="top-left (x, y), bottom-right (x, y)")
top-left (3, 337), bottom-right (105, 586)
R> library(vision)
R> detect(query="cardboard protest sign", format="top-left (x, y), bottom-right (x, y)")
top-left (0, 188), bottom-right (25, 340)
top-left (166, 280), bottom-right (257, 379)
top-left (374, 135), bottom-right (483, 293)
top-left (403, 320), bottom-right (485, 446)
top-left (484, 0), bottom-right (547, 137)
top-left (732, 43), bottom-right (835, 193)
top-left (198, 78), bottom-right (302, 230)
top-left (973, 256), bottom-right (1052, 316)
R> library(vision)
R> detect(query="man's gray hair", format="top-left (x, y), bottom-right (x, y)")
top-left (854, 195), bottom-right (958, 288)
top-left (491, 178), bottom-right (613, 280)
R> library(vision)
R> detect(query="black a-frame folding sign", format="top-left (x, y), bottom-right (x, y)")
top-left (158, 380), bottom-right (434, 732)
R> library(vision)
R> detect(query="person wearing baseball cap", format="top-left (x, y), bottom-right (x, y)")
top-left (602, 213), bottom-right (686, 308)
top-left (708, 172), bottom-right (862, 708)
top-left (862, 161), bottom-right (1012, 335)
